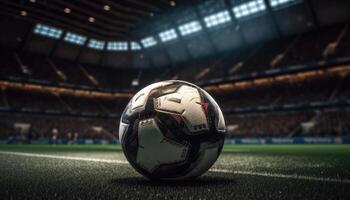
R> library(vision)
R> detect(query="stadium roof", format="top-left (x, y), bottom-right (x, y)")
top-left (0, 0), bottom-right (187, 39)
top-left (0, 0), bottom-right (349, 69)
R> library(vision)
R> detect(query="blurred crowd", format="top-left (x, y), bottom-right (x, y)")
top-left (225, 110), bottom-right (350, 138)
top-left (0, 113), bottom-right (118, 142)
top-left (0, 88), bottom-right (128, 114)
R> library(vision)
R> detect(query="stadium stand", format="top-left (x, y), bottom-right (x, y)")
top-left (212, 72), bottom-right (349, 109)
top-left (0, 0), bottom-right (349, 143)
top-left (5, 88), bottom-right (64, 111)
top-left (162, 22), bottom-right (350, 82)
top-left (1, 35), bottom-right (350, 140)
top-left (20, 53), bottom-right (61, 82)
top-left (2, 87), bottom-right (128, 113)
top-left (82, 64), bottom-right (137, 89)
top-left (0, 50), bottom-right (148, 90)
top-left (275, 24), bottom-right (347, 67)
top-left (225, 109), bottom-right (350, 138)
top-left (225, 111), bottom-right (314, 137)
top-left (311, 109), bottom-right (350, 136)
top-left (1, 67), bottom-right (349, 140)
top-left (52, 59), bottom-right (94, 87)
top-left (0, 113), bottom-right (118, 142)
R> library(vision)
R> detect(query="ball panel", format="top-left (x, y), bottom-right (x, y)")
top-left (136, 118), bottom-right (189, 173)
top-left (118, 121), bottom-right (129, 142)
top-left (131, 81), bottom-right (172, 111)
top-left (180, 142), bottom-right (222, 179)
top-left (201, 89), bottom-right (226, 132)
top-left (121, 118), bottom-right (141, 176)
top-left (154, 84), bottom-right (209, 133)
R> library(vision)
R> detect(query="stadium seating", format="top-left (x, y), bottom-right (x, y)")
top-left (5, 89), bottom-right (64, 111)
top-left (225, 109), bottom-right (350, 138)
top-left (82, 64), bottom-right (137, 89)
top-left (225, 111), bottom-right (314, 137)
top-left (1, 71), bottom-right (349, 139)
top-left (163, 23), bottom-right (350, 82)
top-left (276, 24), bottom-right (347, 67)
top-left (1, 21), bottom-right (350, 141)
top-left (311, 109), bottom-right (350, 137)
top-left (0, 51), bottom-right (145, 90)
top-left (1, 23), bottom-right (349, 90)
top-left (1, 87), bottom-right (128, 114)
top-left (213, 73), bottom-right (349, 109)
top-left (0, 113), bottom-right (118, 141)
top-left (20, 53), bottom-right (61, 82)
top-left (52, 59), bottom-right (94, 87)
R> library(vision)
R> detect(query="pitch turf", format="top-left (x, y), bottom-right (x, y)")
top-left (0, 144), bottom-right (349, 199)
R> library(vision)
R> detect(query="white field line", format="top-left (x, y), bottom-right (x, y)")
top-left (209, 169), bottom-right (350, 184)
top-left (0, 151), bottom-right (128, 164)
top-left (1, 151), bottom-right (349, 184)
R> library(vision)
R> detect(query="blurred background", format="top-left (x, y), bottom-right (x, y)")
top-left (0, 0), bottom-right (350, 145)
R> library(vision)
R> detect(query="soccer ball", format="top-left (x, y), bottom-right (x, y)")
top-left (118, 80), bottom-right (226, 180)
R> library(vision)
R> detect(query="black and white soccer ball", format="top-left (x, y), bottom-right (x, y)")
top-left (118, 80), bottom-right (226, 180)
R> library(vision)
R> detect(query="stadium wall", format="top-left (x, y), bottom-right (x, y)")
top-left (225, 136), bottom-right (350, 144)
top-left (1, 136), bottom-right (350, 145)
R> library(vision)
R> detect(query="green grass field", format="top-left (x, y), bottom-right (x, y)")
top-left (1, 143), bottom-right (350, 155)
top-left (0, 144), bottom-right (349, 199)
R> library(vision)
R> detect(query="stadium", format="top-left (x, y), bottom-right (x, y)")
top-left (0, 0), bottom-right (350, 199)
